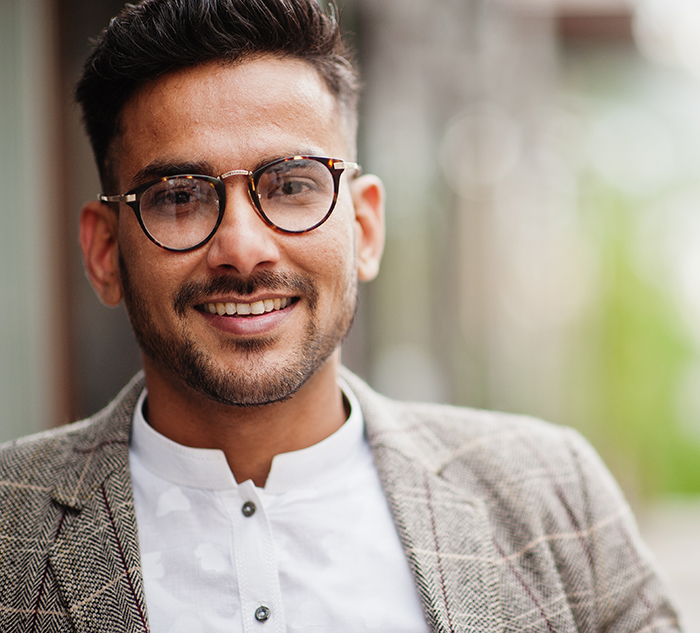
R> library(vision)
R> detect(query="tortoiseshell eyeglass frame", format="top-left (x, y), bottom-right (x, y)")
top-left (99, 155), bottom-right (362, 252)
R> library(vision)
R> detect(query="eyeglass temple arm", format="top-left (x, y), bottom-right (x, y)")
top-left (99, 193), bottom-right (137, 203)
top-left (336, 161), bottom-right (361, 176)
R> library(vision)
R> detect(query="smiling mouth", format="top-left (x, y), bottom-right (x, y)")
top-left (198, 297), bottom-right (296, 316)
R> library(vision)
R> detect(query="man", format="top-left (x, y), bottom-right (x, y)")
top-left (0, 0), bottom-right (681, 631)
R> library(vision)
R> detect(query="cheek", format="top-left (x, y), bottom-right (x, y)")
top-left (327, 201), bottom-right (358, 263)
top-left (313, 234), bottom-right (357, 314)
top-left (292, 196), bottom-right (356, 267)
top-left (117, 210), bottom-right (149, 261)
top-left (311, 219), bottom-right (356, 275)
top-left (117, 224), bottom-right (197, 305)
top-left (288, 230), bottom-right (354, 320)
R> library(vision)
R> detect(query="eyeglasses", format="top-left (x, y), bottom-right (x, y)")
top-left (99, 155), bottom-right (361, 252)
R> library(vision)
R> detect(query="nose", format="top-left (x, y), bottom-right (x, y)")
top-left (205, 180), bottom-right (281, 275)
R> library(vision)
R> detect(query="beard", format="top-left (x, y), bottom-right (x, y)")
top-left (118, 253), bottom-right (357, 407)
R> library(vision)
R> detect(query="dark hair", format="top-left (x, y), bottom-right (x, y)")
top-left (75, 0), bottom-right (359, 191)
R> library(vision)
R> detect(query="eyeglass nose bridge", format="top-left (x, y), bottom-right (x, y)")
top-left (219, 169), bottom-right (253, 180)
top-left (216, 168), bottom-right (265, 224)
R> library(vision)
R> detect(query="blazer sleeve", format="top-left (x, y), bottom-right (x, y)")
top-left (564, 428), bottom-right (681, 632)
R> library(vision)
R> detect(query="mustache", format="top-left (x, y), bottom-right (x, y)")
top-left (173, 270), bottom-right (317, 316)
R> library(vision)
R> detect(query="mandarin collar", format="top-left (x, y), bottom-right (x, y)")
top-left (130, 377), bottom-right (364, 494)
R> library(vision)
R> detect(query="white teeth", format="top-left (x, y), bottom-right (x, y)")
top-left (203, 298), bottom-right (292, 316)
top-left (251, 301), bottom-right (265, 315)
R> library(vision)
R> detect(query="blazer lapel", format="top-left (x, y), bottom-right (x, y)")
top-left (49, 473), bottom-right (149, 633)
top-left (48, 374), bottom-right (149, 633)
top-left (342, 369), bottom-right (502, 633)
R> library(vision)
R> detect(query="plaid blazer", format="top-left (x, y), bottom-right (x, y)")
top-left (0, 369), bottom-right (680, 632)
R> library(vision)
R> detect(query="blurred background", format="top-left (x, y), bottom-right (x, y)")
top-left (1, 0), bottom-right (699, 625)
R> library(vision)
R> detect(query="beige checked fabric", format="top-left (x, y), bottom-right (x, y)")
top-left (0, 369), bottom-right (682, 632)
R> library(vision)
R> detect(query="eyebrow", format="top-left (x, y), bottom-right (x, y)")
top-left (130, 160), bottom-right (217, 188)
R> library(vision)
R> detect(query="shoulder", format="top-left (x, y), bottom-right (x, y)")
top-left (343, 367), bottom-right (622, 528)
top-left (0, 419), bottom-right (98, 485)
top-left (0, 373), bottom-right (144, 494)
top-left (386, 398), bottom-right (612, 506)
top-left (393, 398), bottom-right (598, 480)
top-left (343, 366), bottom-right (593, 477)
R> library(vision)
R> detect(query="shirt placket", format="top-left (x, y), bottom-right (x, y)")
top-left (227, 481), bottom-right (285, 633)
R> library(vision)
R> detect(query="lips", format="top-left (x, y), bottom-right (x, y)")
top-left (200, 296), bottom-right (293, 316)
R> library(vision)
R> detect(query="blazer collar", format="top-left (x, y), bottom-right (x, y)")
top-left (50, 372), bottom-right (144, 509)
top-left (341, 367), bottom-right (502, 633)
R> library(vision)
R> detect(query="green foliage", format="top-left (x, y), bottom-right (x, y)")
top-left (573, 179), bottom-right (700, 499)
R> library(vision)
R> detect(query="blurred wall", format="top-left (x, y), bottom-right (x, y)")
top-left (57, 0), bottom-right (143, 421)
top-left (0, 0), bottom-right (63, 441)
top-left (354, 0), bottom-right (565, 418)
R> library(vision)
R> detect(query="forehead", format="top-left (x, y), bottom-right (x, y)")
top-left (114, 56), bottom-right (350, 185)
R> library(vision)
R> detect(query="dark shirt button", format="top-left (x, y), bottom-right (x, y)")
top-left (242, 501), bottom-right (256, 517)
top-left (255, 605), bottom-right (271, 622)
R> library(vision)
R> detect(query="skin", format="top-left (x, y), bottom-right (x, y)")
top-left (80, 57), bottom-right (385, 486)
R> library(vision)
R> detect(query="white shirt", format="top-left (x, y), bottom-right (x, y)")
top-left (129, 379), bottom-right (429, 633)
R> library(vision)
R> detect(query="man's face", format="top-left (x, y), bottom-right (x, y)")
top-left (105, 57), bottom-right (374, 406)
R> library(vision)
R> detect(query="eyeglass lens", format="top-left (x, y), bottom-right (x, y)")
top-left (256, 158), bottom-right (334, 231)
top-left (138, 158), bottom-right (336, 250)
top-left (140, 176), bottom-right (220, 251)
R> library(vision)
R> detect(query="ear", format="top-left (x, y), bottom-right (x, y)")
top-left (79, 200), bottom-right (123, 306)
top-left (351, 174), bottom-right (385, 282)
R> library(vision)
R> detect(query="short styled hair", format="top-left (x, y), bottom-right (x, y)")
top-left (75, 0), bottom-right (360, 191)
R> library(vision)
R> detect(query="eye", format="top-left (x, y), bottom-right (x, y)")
top-left (156, 182), bottom-right (201, 205)
top-left (143, 178), bottom-right (218, 217)
top-left (257, 160), bottom-right (330, 204)
top-left (170, 189), bottom-right (196, 204)
top-left (151, 188), bottom-right (194, 208)
top-left (272, 176), bottom-right (317, 197)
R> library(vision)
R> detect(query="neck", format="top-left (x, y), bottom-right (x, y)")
top-left (141, 353), bottom-right (347, 487)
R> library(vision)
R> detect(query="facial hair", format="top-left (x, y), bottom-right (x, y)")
top-left (118, 253), bottom-right (357, 407)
